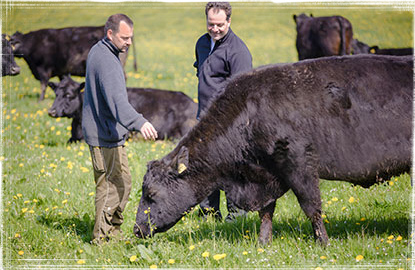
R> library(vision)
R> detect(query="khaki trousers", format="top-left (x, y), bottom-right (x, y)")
top-left (89, 145), bottom-right (132, 241)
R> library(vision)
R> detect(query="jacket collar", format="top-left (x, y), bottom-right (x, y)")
top-left (102, 37), bottom-right (120, 57)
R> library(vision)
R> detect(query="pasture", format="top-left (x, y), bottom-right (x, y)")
top-left (1, 1), bottom-right (413, 269)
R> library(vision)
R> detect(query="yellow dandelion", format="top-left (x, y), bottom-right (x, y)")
top-left (257, 248), bottom-right (264, 253)
top-left (348, 197), bottom-right (355, 203)
top-left (389, 181), bottom-right (394, 186)
top-left (320, 256), bottom-right (327, 260)
top-left (213, 253), bottom-right (226, 260)
top-left (88, 192), bottom-right (95, 196)
top-left (21, 208), bottom-right (28, 213)
top-left (387, 235), bottom-right (394, 240)
top-left (80, 167), bottom-right (89, 173)
top-left (332, 197), bottom-right (338, 202)
top-left (33, 199), bottom-right (38, 203)
top-left (242, 251), bottom-right (248, 255)
top-left (315, 267), bottom-right (323, 270)
top-left (62, 199), bottom-right (68, 204)
top-left (356, 255), bottom-right (364, 261)
top-left (341, 206), bottom-right (346, 211)
top-left (396, 235), bottom-right (403, 241)
top-left (28, 210), bottom-right (35, 214)
top-left (386, 240), bottom-right (393, 244)
top-left (189, 245), bottom-right (195, 251)
top-left (78, 151), bottom-right (83, 156)
top-left (17, 193), bottom-right (22, 197)
top-left (202, 251), bottom-right (210, 258)
top-left (149, 265), bottom-right (157, 269)
top-left (19, 163), bottom-right (24, 167)
top-left (360, 217), bottom-right (366, 221)
top-left (56, 131), bottom-right (61, 136)
top-left (66, 126), bottom-right (72, 131)
top-left (24, 200), bottom-right (30, 204)
top-left (168, 259), bottom-right (175, 264)
top-left (15, 233), bottom-right (21, 238)
top-left (77, 259), bottom-right (85, 264)
top-left (129, 255), bottom-right (137, 262)
top-left (18, 251), bottom-right (24, 256)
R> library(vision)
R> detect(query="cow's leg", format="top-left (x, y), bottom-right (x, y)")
top-left (258, 200), bottom-right (276, 245)
top-left (288, 168), bottom-right (328, 246)
top-left (39, 80), bottom-right (48, 101)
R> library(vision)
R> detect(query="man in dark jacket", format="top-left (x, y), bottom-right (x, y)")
top-left (194, 2), bottom-right (252, 220)
top-left (82, 14), bottom-right (157, 243)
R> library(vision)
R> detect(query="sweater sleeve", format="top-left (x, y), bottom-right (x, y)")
top-left (96, 57), bottom-right (148, 132)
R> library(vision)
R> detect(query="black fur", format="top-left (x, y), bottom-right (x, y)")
top-left (135, 55), bottom-right (412, 245)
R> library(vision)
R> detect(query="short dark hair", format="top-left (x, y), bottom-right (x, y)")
top-left (104, 14), bottom-right (133, 34)
top-left (205, 2), bottom-right (232, 21)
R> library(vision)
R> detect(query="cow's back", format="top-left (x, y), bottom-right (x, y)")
top-left (127, 88), bottom-right (198, 139)
top-left (223, 55), bottom-right (412, 186)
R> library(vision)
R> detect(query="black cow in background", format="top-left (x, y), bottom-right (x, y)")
top-left (293, 13), bottom-right (353, 60)
top-left (10, 26), bottom-right (134, 101)
top-left (352, 39), bottom-right (413, 56)
top-left (47, 75), bottom-right (198, 143)
top-left (134, 55), bottom-right (412, 246)
top-left (2, 34), bottom-right (20, 76)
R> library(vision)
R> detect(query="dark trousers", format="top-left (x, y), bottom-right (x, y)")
top-left (199, 189), bottom-right (243, 220)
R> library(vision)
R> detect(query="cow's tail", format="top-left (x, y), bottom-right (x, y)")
top-left (337, 17), bottom-right (347, 55)
top-left (132, 36), bottom-right (138, 71)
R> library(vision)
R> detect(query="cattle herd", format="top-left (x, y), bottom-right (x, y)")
top-left (3, 12), bottom-right (413, 245)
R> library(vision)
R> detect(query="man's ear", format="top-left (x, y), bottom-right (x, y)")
top-left (106, 29), bottom-right (113, 41)
top-left (176, 146), bottom-right (189, 174)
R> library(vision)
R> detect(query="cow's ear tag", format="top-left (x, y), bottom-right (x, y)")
top-left (178, 163), bottom-right (187, 174)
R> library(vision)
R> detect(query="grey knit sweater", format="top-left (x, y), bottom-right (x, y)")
top-left (82, 38), bottom-right (147, 147)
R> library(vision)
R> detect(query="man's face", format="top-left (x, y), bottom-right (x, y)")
top-left (107, 20), bottom-right (133, 53)
top-left (206, 8), bottom-right (231, 41)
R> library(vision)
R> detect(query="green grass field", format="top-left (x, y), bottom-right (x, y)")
top-left (1, 1), bottom-right (413, 269)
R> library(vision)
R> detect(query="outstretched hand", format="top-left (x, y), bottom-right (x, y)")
top-left (140, 122), bottom-right (158, 141)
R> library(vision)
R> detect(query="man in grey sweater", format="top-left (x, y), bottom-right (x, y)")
top-left (82, 14), bottom-right (157, 243)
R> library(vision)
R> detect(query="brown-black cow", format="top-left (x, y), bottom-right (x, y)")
top-left (293, 13), bottom-right (353, 60)
top-left (2, 34), bottom-right (20, 76)
top-left (10, 26), bottom-right (132, 101)
top-left (134, 55), bottom-right (412, 246)
top-left (48, 75), bottom-right (197, 143)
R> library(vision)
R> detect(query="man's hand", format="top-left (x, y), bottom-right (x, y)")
top-left (140, 122), bottom-right (158, 141)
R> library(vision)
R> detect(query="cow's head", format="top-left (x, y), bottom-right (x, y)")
top-left (9, 31), bottom-right (24, 55)
top-left (2, 34), bottom-right (20, 76)
top-left (134, 146), bottom-right (198, 238)
top-left (48, 75), bottom-right (85, 118)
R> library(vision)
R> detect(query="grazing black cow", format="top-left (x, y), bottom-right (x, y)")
top-left (47, 75), bottom-right (198, 143)
top-left (2, 34), bottom-right (20, 76)
top-left (352, 39), bottom-right (413, 56)
top-left (10, 26), bottom-right (132, 101)
top-left (134, 55), bottom-right (412, 246)
top-left (293, 13), bottom-right (353, 60)
top-left (369, 46), bottom-right (413, 56)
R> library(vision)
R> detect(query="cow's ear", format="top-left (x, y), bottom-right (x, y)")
top-left (293, 14), bottom-right (297, 22)
top-left (176, 146), bottom-right (189, 174)
top-left (78, 82), bottom-right (85, 92)
top-left (48, 82), bottom-right (58, 92)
